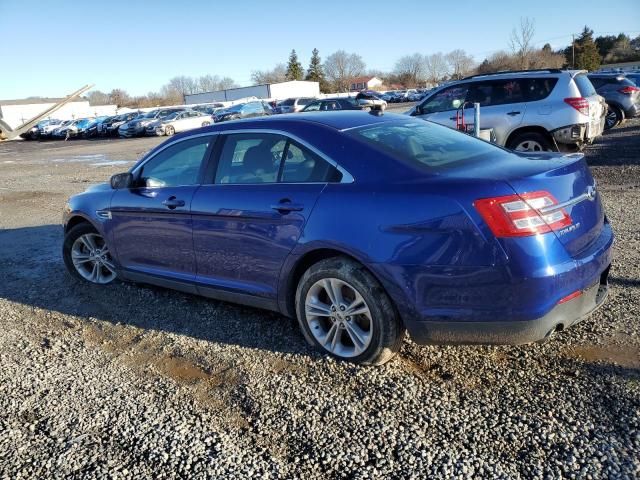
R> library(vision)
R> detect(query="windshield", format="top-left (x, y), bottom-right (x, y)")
top-left (163, 112), bottom-right (181, 120)
top-left (280, 99), bottom-right (295, 106)
top-left (142, 111), bottom-right (157, 118)
top-left (348, 120), bottom-right (504, 170)
top-left (226, 104), bottom-right (244, 112)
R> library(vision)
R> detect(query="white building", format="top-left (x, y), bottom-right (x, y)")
top-left (0, 100), bottom-right (118, 129)
top-left (349, 76), bottom-right (383, 92)
top-left (184, 80), bottom-right (320, 104)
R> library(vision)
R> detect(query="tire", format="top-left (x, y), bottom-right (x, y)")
top-left (201, 121), bottom-right (211, 127)
top-left (165, 125), bottom-right (175, 136)
top-left (604, 105), bottom-right (623, 130)
top-left (507, 131), bottom-right (554, 152)
top-left (295, 257), bottom-right (405, 365)
top-left (63, 223), bottom-right (117, 285)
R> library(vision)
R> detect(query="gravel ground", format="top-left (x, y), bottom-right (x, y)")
top-left (0, 121), bottom-right (638, 479)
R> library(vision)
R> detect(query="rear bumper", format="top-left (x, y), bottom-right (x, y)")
top-left (409, 270), bottom-right (609, 345)
top-left (623, 103), bottom-right (640, 119)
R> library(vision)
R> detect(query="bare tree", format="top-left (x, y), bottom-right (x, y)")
top-left (218, 77), bottom-right (239, 90)
top-left (86, 90), bottom-right (110, 106)
top-left (476, 50), bottom-right (519, 74)
top-left (509, 17), bottom-right (536, 69)
top-left (445, 49), bottom-right (475, 79)
top-left (323, 50), bottom-right (366, 92)
top-left (108, 89), bottom-right (131, 107)
top-left (251, 64), bottom-right (287, 84)
top-left (394, 53), bottom-right (426, 87)
top-left (424, 52), bottom-right (449, 85)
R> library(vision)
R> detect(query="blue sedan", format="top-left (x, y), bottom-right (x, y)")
top-left (62, 112), bottom-right (613, 365)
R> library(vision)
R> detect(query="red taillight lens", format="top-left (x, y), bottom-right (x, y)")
top-left (474, 191), bottom-right (572, 238)
top-left (564, 97), bottom-right (590, 116)
top-left (618, 86), bottom-right (640, 94)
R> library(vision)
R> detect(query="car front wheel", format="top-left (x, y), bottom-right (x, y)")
top-left (295, 257), bottom-right (405, 365)
top-left (63, 223), bottom-right (117, 285)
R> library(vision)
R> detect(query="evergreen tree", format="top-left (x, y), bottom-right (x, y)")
top-left (285, 49), bottom-right (304, 81)
top-left (573, 27), bottom-right (601, 71)
top-left (305, 48), bottom-right (329, 92)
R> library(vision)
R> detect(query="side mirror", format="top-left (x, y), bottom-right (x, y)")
top-left (110, 172), bottom-right (134, 189)
top-left (412, 105), bottom-right (422, 116)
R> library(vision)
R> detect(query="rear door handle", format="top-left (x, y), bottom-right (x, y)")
top-left (507, 111), bottom-right (521, 116)
top-left (271, 200), bottom-right (304, 214)
top-left (162, 196), bottom-right (185, 209)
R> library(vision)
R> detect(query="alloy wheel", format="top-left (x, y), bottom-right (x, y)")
top-left (304, 278), bottom-right (373, 358)
top-left (515, 140), bottom-right (544, 152)
top-left (605, 110), bottom-right (618, 129)
top-left (70, 233), bottom-right (117, 284)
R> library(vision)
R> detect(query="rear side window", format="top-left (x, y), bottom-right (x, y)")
top-left (281, 142), bottom-right (341, 183)
top-left (574, 74), bottom-right (597, 97)
top-left (521, 78), bottom-right (558, 101)
top-left (349, 121), bottom-right (504, 169)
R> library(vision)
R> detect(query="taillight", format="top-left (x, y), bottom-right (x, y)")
top-left (564, 97), bottom-right (589, 116)
top-left (618, 86), bottom-right (640, 94)
top-left (474, 191), bottom-right (572, 238)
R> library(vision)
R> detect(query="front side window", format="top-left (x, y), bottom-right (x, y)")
top-left (420, 85), bottom-right (470, 114)
top-left (215, 133), bottom-right (286, 184)
top-left (138, 135), bottom-right (213, 188)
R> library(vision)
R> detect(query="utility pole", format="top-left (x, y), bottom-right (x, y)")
top-left (572, 34), bottom-right (575, 69)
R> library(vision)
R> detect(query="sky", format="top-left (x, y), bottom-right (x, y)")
top-left (0, 0), bottom-right (638, 99)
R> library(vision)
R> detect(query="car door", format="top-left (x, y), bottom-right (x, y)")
top-left (466, 79), bottom-right (527, 145)
top-left (109, 134), bottom-right (216, 286)
top-left (413, 84), bottom-right (471, 129)
top-left (190, 131), bottom-right (342, 308)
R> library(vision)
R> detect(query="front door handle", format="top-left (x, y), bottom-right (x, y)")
top-left (507, 111), bottom-right (521, 116)
top-left (271, 200), bottom-right (304, 214)
top-left (162, 196), bottom-right (185, 209)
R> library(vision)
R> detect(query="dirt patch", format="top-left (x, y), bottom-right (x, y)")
top-left (567, 344), bottom-right (640, 369)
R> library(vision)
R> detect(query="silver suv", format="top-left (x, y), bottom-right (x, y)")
top-left (408, 69), bottom-right (606, 152)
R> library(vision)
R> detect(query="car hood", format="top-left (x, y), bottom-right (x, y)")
top-left (85, 182), bottom-right (112, 193)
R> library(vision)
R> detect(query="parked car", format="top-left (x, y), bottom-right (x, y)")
top-left (380, 92), bottom-right (398, 103)
top-left (102, 112), bottom-right (140, 137)
top-left (83, 116), bottom-right (111, 138)
top-left (20, 119), bottom-right (59, 140)
top-left (52, 118), bottom-right (94, 139)
top-left (62, 111), bottom-right (613, 365)
top-left (119, 108), bottom-right (185, 137)
top-left (409, 69), bottom-right (606, 152)
top-left (146, 110), bottom-right (212, 136)
top-left (301, 98), bottom-right (362, 112)
top-left (587, 74), bottom-right (640, 129)
top-left (39, 119), bottom-right (70, 139)
top-left (213, 101), bottom-right (273, 122)
top-left (192, 103), bottom-right (227, 115)
top-left (273, 97), bottom-right (315, 114)
top-left (355, 91), bottom-right (387, 110)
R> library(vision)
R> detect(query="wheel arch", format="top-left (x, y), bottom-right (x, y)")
top-left (279, 246), bottom-right (404, 324)
top-left (64, 213), bottom-right (99, 234)
top-left (505, 125), bottom-right (556, 150)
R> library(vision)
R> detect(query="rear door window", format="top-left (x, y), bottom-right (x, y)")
top-left (281, 141), bottom-right (341, 183)
top-left (574, 74), bottom-right (597, 97)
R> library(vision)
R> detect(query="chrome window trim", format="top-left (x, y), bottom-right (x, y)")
top-left (215, 128), bottom-right (354, 184)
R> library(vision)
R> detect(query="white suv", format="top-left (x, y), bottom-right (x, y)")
top-left (408, 69), bottom-right (606, 152)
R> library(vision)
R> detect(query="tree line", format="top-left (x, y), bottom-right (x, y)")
top-left (87, 19), bottom-right (640, 107)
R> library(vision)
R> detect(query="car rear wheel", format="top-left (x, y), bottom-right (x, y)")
top-left (63, 223), bottom-right (117, 285)
top-left (605, 105), bottom-right (622, 130)
top-left (165, 125), bottom-right (175, 136)
top-left (295, 257), bottom-right (405, 365)
top-left (507, 132), bottom-right (554, 152)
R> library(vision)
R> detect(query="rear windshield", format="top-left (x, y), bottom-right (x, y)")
top-left (281, 99), bottom-right (295, 106)
top-left (349, 120), bottom-right (504, 169)
top-left (574, 74), bottom-right (597, 97)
